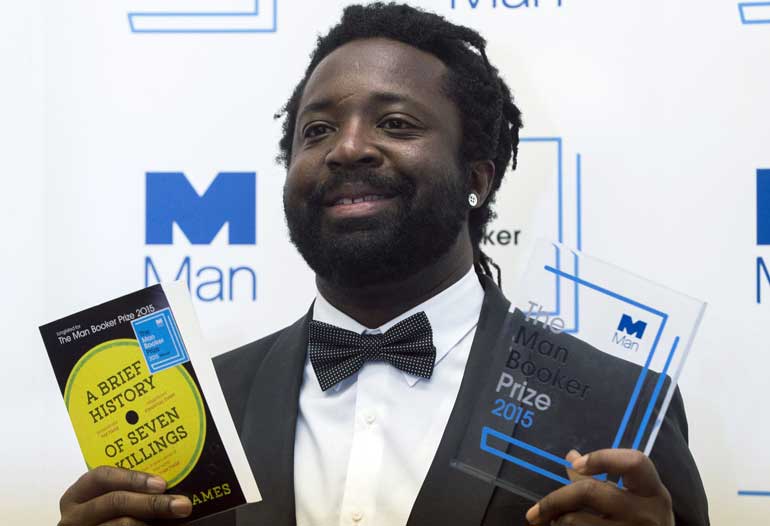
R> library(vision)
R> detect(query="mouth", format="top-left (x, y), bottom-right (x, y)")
top-left (331, 194), bottom-right (389, 206)
top-left (325, 194), bottom-right (397, 220)
top-left (321, 182), bottom-right (399, 219)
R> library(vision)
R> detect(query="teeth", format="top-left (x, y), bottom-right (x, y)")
top-left (334, 195), bottom-right (386, 205)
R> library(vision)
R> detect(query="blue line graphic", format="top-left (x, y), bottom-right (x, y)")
top-left (576, 153), bottom-right (582, 251)
top-left (544, 266), bottom-right (667, 318)
top-left (519, 137), bottom-right (582, 325)
top-left (738, 490), bottom-right (770, 496)
top-left (520, 137), bottom-right (565, 244)
top-left (129, 0), bottom-right (278, 33)
top-left (739, 2), bottom-right (770, 24)
top-left (570, 251), bottom-right (580, 333)
top-left (480, 427), bottom-right (572, 485)
top-left (612, 317), bottom-right (666, 449)
top-left (631, 336), bottom-right (679, 449)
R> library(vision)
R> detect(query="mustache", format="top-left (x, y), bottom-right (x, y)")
top-left (308, 168), bottom-right (416, 206)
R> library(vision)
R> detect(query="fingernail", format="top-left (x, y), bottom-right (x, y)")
top-left (170, 497), bottom-right (192, 517)
top-left (572, 454), bottom-right (589, 471)
top-left (146, 476), bottom-right (166, 492)
top-left (566, 449), bottom-right (581, 461)
top-left (525, 503), bottom-right (540, 523)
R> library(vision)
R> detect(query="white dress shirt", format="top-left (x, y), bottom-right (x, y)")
top-left (294, 268), bottom-right (484, 526)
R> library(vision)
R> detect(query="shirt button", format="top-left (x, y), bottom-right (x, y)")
top-left (365, 413), bottom-right (376, 425)
top-left (352, 511), bottom-right (363, 522)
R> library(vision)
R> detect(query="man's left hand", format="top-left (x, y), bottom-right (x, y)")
top-left (525, 449), bottom-right (674, 526)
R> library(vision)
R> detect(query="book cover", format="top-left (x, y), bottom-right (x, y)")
top-left (39, 282), bottom-right (261, 523)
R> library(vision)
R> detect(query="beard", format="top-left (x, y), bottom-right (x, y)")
top-left (284, 166), bottom-right (468, 288)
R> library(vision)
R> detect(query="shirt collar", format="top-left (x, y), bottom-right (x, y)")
top-left (312, 267), bottom-right (484, 388)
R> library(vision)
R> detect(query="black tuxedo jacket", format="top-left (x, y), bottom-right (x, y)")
top-left (202, 275), bottom-right (709, 526)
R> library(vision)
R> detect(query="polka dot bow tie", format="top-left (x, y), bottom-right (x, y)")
top-left (307, 312), bottom-right (436, 391)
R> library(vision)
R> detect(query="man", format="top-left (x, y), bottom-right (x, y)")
top-left (57, 3), bottom-right (709, 525)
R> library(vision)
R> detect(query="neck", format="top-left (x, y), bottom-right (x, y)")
top-left (316, 232), bottom-right (475, 328)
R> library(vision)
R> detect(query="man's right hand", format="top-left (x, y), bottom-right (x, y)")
top-left (58, 466), bottom-right (192, 526)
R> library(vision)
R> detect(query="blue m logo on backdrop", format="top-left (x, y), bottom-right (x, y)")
top-left (617, 314), bottom-right (647, 339)
top-left (146, 172), bottom-right (256, 245)
top-left (128, 0), bottom-right (278, 34)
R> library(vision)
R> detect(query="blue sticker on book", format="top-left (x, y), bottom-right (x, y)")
top-left (131, 308), bottom-right (189, 373)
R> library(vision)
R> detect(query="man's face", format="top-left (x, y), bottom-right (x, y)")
top-left (283, 38), bottom-right (469, 288)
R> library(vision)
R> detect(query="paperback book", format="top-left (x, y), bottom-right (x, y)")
top-left (39, 282), bottom-right (261, 523)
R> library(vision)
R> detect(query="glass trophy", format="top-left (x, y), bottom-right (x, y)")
top-left (451, 239), bottom-right (706, 501)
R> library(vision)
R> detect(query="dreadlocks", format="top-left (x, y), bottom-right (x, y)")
top-left (276, 2), bottom-right (522, 286)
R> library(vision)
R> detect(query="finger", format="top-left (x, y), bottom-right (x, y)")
top-left (549, 511), bottom-right (620, 526)
top-left (525, 478), bottom-right (631, 524)
top-left (99, 518), bottom-right (151, 526)
top-left (564, 450), bottom-right (589, 483)
top-left (571, 449), bottom-right (663, 497)
top-left (565, 450), bottom-right (581, 463)
top-left (62, 467), bottom-right (166, 506)
top-left (70, 491), bottom-right (191, 525)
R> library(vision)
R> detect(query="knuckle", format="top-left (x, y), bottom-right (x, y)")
top-left (126, 469), bottom-right (144, 489)
top-left (578, 478), bottom-right (601, 500)
top-left (628, 451), bottom-right (647, 469)
top-left (149, 494), bottom-right (171, 515)
top-left (110, 490), bottom-right (131, 512)
top-left (93, 465), bottom-right (116, 483)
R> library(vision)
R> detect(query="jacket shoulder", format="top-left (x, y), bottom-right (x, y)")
top-left (651, 387), bottom-right (709, 525)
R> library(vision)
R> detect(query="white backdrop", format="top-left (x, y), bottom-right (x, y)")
top-left (2, 0), bottom-right (769, 523)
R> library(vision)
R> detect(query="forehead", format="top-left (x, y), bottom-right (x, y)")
top-left (299, 37), bottom-right (452, 113)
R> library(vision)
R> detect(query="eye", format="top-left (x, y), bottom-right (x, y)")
top-left (303, 123), bottom-right (334, 140)
top-left (379, 117), bottom-right (414, 130)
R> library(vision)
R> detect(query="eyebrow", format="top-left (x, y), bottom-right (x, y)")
top-left (298, 91), bottom-right (431, 121)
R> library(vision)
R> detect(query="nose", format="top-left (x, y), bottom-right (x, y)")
top-left (325, 120), bottom-right (383, 169)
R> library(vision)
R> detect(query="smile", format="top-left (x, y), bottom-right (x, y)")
top-left (332, 194), bottom-right (388, 206)
top-left (324, 194), bottom-right (396, 219)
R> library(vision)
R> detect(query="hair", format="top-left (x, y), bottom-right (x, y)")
top-left (275, 2), bottom-right (522, 286)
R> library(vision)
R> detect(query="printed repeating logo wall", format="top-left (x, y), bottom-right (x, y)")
top-left (17, 1), bottom-right (770, 524)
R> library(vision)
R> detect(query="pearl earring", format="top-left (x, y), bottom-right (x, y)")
top-left (468, 193), bottom-right (479, 207)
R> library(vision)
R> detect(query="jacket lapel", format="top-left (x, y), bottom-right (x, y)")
top-left (237, 311), bottom-right (311, 526)
top-left (407, 275), bottom-right (511, 525)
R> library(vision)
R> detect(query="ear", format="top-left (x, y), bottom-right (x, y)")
top-left (468, 160), bottom-right (496, 204)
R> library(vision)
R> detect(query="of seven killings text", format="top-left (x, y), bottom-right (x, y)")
top-left (86, 360), bottom-right (191, 468)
